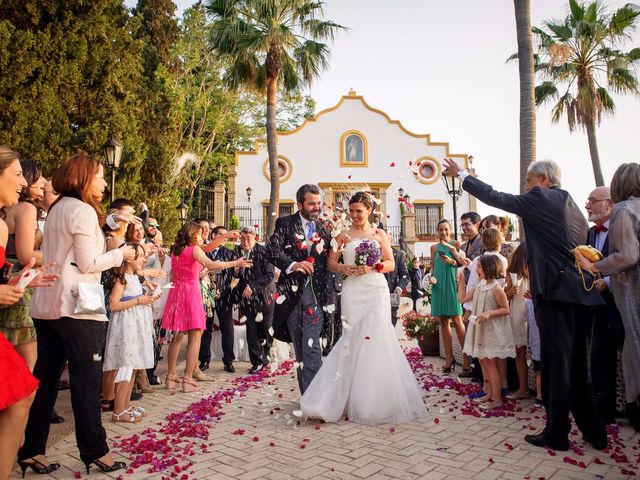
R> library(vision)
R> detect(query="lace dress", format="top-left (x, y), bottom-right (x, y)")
top-left (300, 239), bottom-right (427, 425)
top-left (463, 280), bottom-right (516, 359)
top-left (103, 274), bottom-right (154, 375)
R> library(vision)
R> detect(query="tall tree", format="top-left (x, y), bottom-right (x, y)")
top-left (513, 0), bottom-right (536, 195)
top-left (132, 0), bottom-right (182, 235)
top-left (206, 0), bottom-right (344, 236)
top-left (0, 0), bottom-right (146, 188)
top-left (532, 0), bottom-right (640, 186)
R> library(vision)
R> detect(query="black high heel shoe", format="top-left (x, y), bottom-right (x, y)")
top-left (18, 458), bottom-right (61, 477)
top-left (442, 358), bottom-right (457, 374)
top-left (83, 458), bottom-right (126, 475)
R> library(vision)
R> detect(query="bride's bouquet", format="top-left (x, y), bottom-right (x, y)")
top-left (354, 239), bottom-right (384, 272)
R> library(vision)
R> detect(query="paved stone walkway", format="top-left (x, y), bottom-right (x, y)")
top-left (12, 343), bottom-right (639, 480)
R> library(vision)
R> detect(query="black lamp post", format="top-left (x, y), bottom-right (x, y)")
top-left (102, 136), bottom-right (123, 203)
top-left (176, 200), bottom-right (188, 225)
top-left (442, 169), bottom-right (463, 239)
top-left (246, 186), bottom-right (252, 203)
top-left (216, 162), bottom-right (224, 179)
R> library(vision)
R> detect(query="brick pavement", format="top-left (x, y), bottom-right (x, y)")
top-left (11, 342), bottom-right (640, 480)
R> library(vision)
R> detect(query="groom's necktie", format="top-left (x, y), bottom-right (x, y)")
top-left (306, 221), bottom-right (315, 241)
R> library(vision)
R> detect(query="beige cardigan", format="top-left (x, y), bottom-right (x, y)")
top-left (30, 196), bottom-right (123, 321)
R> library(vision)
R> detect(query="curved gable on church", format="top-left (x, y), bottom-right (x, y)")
top-left (230, 90), bottom-right (474, 257)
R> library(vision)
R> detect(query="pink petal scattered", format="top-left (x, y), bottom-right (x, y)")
top-left (73, 472), bottom-right (81, 479)
top-left (389, 427), bottom-right (396, 433)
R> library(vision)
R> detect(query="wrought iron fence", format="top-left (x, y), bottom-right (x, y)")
top-left (387, 225), bottom-right (401, 245)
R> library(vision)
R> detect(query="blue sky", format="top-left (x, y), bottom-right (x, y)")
top-left (128, 0), bottom-right (640, 216)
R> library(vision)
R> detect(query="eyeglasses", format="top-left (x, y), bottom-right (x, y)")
top-left (586, 198), bottom-right (610, 205)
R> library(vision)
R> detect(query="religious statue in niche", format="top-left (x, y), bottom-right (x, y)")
top-left (344, 133), bottom-right (364, 163)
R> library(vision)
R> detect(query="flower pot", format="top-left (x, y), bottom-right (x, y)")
top-left (417, 331), bottom-right (439, 356)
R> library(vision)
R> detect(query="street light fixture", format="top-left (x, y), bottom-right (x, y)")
top-left (176, 200), bottom-right (188, 225)
top-left (441, 160), bottom-right (463, 239)
top-left (398, 187), bottom-right (405, 198)
top-left (102, 136), bottom-right (123, 203)
top-left (246, 186), bottom-right (252, 203)
top-left (216, 162), bottom-right (224, 179)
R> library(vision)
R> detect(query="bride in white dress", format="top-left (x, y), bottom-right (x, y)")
top-left (300, 192), bottom-right (427, 425)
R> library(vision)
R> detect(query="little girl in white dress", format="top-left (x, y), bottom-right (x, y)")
top-left (458, 254), bottom-right (515, 410)
top-left (103, 243), bottom-right (159, 423)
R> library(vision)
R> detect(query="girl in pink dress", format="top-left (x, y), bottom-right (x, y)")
top-left (162, 221), bottom-right (251, 392)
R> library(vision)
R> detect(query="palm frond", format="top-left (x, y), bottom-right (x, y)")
top-left (551, 92), bottom-right (575, 127)
top-left (598, 87), bottom-right (616, 115)
top-left (585, 2), bottom-right (598, 23)
top-left (628, 47), bottom-right (640, 62)
top-left (608, 67), bottom-right (639, 93)
top-left (535, 81), bottom-right (559, 105)
top-left (609, 3), bottom-right (640, 35)
top-left (545, 21), bottom-right (573, 41)
top-left (299, 18), bottom-right (345, 41)
top-left (569, 0), bottom-right (585, 24)
top-left (294, 40), bottom-right (329, 84)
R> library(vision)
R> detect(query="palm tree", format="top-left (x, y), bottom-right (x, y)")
top-left (533, 0), bottom-right (640, 186)
top-left (513, 0), bottom-right (536, 195)
top-left (207, 0), bottom-right (344, 235)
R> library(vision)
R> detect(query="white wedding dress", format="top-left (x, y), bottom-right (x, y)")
top-left (300, 240), bottom-right (428, 425)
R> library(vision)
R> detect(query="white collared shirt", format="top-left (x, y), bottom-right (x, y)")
top-left (594, 219), bottom-right (609, 253)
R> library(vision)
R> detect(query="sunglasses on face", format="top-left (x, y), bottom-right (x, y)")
top-left (148, 222), bottom-right (158, 227)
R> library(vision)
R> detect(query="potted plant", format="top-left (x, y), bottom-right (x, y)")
top-left (402, 310), bottom-right (439, 356)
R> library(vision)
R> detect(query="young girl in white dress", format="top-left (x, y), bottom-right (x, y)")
top-left (300, 192), bottom-right (427, 425)
top-left (504, 243), bottom-right (530, 400)
top-left (458, 255), bottom-right (514, 410)
top-left (103, 243), bottom-right (160, 423)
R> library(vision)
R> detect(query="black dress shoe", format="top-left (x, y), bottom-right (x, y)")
top-left (583, 432), bottom-right (608, 451)
top-left (524, 432), bottom-right (569, 451)
top-left (148, 375), bottom-right (161, 386)
top-left (130, 391), bottom-right (143, 401)
top-left (248, 364), bottom-right (264, 374)
top-left (199, 361), bottom-right (210, 372)
top-left (223, 363), bottom-right (235, 373)
top-left (50, 409), bottom-right (65, 424)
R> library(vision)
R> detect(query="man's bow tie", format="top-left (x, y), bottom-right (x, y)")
top-left (594, 225), bottom-right (608, 233)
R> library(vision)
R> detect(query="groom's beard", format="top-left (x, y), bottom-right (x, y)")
top-left (300, 208), bottom-right (321, 221)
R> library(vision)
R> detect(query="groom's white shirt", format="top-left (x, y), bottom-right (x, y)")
top-left (285, 212), bottom-right (315, 275)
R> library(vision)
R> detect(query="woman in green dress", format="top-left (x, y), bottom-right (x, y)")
top-left (429, 219), bottom-right (465, 373)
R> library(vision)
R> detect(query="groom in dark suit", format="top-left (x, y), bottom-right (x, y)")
top-left (444, 158), bottom-right (606, 451)
top-left (266, 184), bottom-right (331, 393)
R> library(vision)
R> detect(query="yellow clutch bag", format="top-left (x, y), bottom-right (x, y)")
top-left (573, 245), bottom-right (604, 266)
top-left (572, 245), bottom-right (603, 291)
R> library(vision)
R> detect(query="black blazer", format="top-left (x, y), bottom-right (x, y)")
top-left (231, 243), bottom-right (276, 312)
top-left (386, 249), bottom-right (410, 293)
top-left (211, 246), bottom-right (237, 299)
top-left (463, 175), bottom-right (603, 306)
top-left (266, 213), bottom-right (331, 339)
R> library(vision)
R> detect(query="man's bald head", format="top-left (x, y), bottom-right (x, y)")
top-left (586, 186), bottom-right (612, 224)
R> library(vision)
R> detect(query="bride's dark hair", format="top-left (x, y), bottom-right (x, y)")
top-left (349, 191), bottom-right (374, 211)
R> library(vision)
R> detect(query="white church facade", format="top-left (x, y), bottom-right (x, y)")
top-left (227, 89), bottom-right (475, 258)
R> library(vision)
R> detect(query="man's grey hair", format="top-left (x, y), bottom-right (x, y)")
top-left (527, 160), bottom-right (561, 187)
